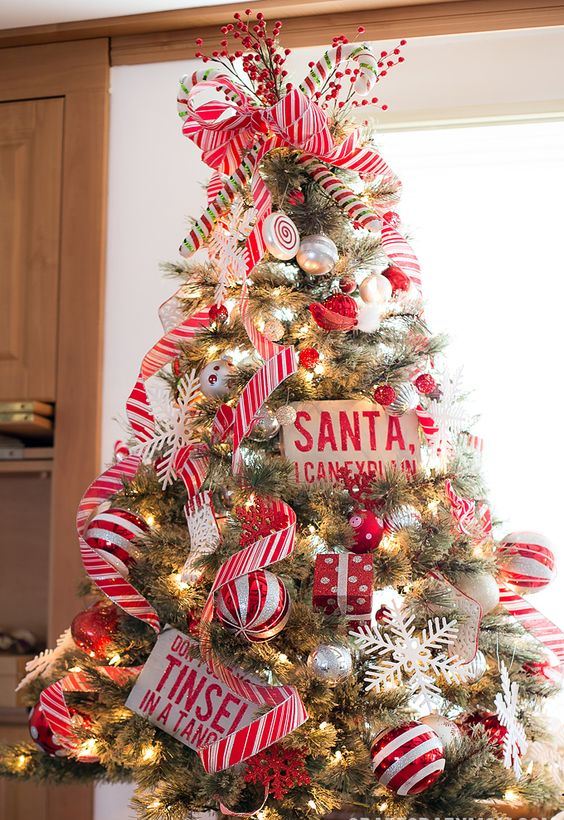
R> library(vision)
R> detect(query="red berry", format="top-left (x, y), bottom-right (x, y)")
top-left (299, 347), bottom-right (320, 370)
top-left (415, 373), bottom-right (437, 395)
top-left (358, 26), bottom-right (366, 33)
top-left (209, 303), bottom-right (228, 323)
top-left (374, 384), bottom-right (396, 406)
top-left (339, 276), bottom-right (357, 294)
top-left (381, 264), bottom-right (410, 294)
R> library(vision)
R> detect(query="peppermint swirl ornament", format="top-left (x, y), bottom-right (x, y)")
top-left (262, 212), bottom-right (300, 260)
top-left (498, 531), bottom-right (556, 592)
top-left (215, 569), bottom-right (291, 642)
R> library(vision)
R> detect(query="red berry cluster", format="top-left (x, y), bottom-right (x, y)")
top-left (194, 9), bottom-right (291, 105)
top-left (244, 744), bottom-right (311, 799)
top-left (235, 496), bottom-right (290, 547)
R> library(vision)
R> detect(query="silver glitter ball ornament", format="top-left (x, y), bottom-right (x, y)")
top-left (275, 405), bottom-right (297, 426)
top-left (458, 649), bottom-right (487, 683)
top-left (385, 382), bottom-right (419, 416)
top-left (248, 406), bottom-right (281, 441)
top-left (307, 644), bottom-right (353, 683)
top-left (296, 234), bottom-right (339, 276)
top-left (384, 504), bottom-right (421, 532)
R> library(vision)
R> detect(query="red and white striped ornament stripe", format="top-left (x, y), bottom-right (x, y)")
top-left (215, 570), bottom-right (290, 641)
top-left (498, 532), bottom-right (556, 591)
top-left (371, 722), bottom-right (445, 796)
top-left (126, 375), bottom-right (155, 443)
top-left (381, 215), bottom-right (423, 294)
top-left (140, 308), bottom-right (211, 380)
top-left (499, 584), bottom-right (564, 672)
top-left (415, 404), bottom-right (439, 444)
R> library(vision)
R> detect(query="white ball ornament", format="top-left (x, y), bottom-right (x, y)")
top-left (385, 383), bottom-right (419, 416)
top-left (296, 234), bottom-right (339, 275)
top-left (262, 212), bottom-right (300, 260)
top-left (359, 273), bottom-right (393, 304)
top-left (307, 644), bottom-right (353, 683)
top-left (420, 714), bottom-right (462, 748)
top-left (275, 405), bottom-right (297, 426)
top-left (455, 573), bottom-right (500, 614)
top-left (199, 358), bottom-right (236, 399)
top-left (355, 301), bottom-right (381, 333)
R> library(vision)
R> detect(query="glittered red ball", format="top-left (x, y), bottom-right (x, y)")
top-left (209, 303), bottom-right (229, 323)
top-left (29, 702), bottom-right (70, 757)
top-left (460, 712), bottom-right (508, 756)
top-left (310, 294), bottom-right (358, 331)
top-left (324, 293), bottom-right (358, 318)
top-left (71, 601), bottom-right (120, 660)
top-left (348, 509), bottom-right (384, 553)
top-left (381, 264), bottom-right (411, 294)
top-left (299, 347), bottom-right (320, 370)
top-left (84, 508), bottom-right (149, 577)
top-left (415, 374), bottom-right (437, 395)
top-left (215, 569), bottom-right (290, 642)
top-left (339, 276), bottom-right (357, 294)
top-left (370, 721), bottom-right (445, 795)
top-left (374, 384), bottom-right (397, 406)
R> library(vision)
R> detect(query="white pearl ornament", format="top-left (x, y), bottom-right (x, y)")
top-left (262, 212), bottom-right (300, 260)
top-left (296, 234), bottom-right (339, 275)
top-left (199, 359), bottom-right (236, 399)
top-left (455, 573), bottom-right (500, 614)
top-left (359, 273), bottom-right (393, 304)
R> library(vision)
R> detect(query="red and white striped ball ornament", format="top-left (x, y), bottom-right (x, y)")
top-left (370, 721), bottom-right (445, 796)
top-left (84, 507), bottom-right (149, 578)
top-left (215, 569), bottom-right (291, 642)
top-left (498, 531), bottom-right (556, 593)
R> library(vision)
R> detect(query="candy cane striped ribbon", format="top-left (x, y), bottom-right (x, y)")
top-left (381, 212), bottom-right (423, 294)
top-left (444, 479), bottom-right (479, 537)
top-left (197, 499), bottom-right (307, 773)
top-left (415, 404), bottom-right (439, 444)
top-left (299, 43), bottom-right (378, 98)
top-left (77, 456), bottom-right (161, 632)
top-left (126, 375), bottom-right (155, 443)
top-left (499, 584), bottom-right (564, 673)
top-left (140, 308), bottom-right (211, 380)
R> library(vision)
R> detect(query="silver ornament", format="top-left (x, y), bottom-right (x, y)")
top-left (455, 573), bottom-right (500, 614)
top-left (263, 318), bottom-right (285, 342)
top-left (248, 406), bottom-right (281, 441)
top-left (262, 212), bottom-right (300, 260)
top-left (458, 649), bottom-right (487, 683)
top-left (307, 644), bottom-right (352, 683)
top-left (296, 234), bottom-right (339, 276)
top-left (420, 714), bottom-right (461, 748)
top-left (359, 273), bottom-right (393, 304)
top-left (385, 382), bottom-right (419, 416)
top-left (199, 358), bottom-right (236, 399)
top-left (275, 405), bottom-right (297, 426)
top-left (384, 504), bottom-right (421, 532)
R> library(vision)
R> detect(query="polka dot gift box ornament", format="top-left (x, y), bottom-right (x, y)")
top-left (199, 358), bottom-right (237, 399)
top-left (313, 553), bottom-right (374, 621)
top-left (262, 212), bottom-right (300, 260)
top-left (370, 720), bottom-right (445, 795)
top-left (84, 508), bottom-right (149, 577)
top-left (498, 531), bottom-right (556, 592)
top-left (348, 509), bottom-right (384, 553)
top-left (215, 569), bottom-right (291, 642)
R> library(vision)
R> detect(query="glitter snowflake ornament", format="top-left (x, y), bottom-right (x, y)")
top-left (494, 661), bottom-right (528, 779)
top-left (424, 366), bottom-right (470, 464)
top-left (351, 600), bottom-right (470, 709)
top-left (209, 196), bottom-right (256, 292)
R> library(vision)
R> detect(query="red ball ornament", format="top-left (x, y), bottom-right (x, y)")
top-left (209, 303), bottom-right (228, 323)
top-left (460, 712), bottom-right (508, 757)
top-left (415, 373), bottom-right (437, 395)
top-left (71, 601), bottom-right (120, 660)
top-left (299, 347), bottom-right (320, 370)
top-left (374, 384), bottom-right (397, 406)
top-left (309, 294), bottom-right (358, 331)
top-left (348, 509), bottom-right (384, 553)
top-left (370, 721), bottom-right (445, 795)
top-left (381, 264), bottom-right (411, 294)
top-left (498, 531), bottom-right (556, 592)
top-left (84, 508), bottom-right (149, 577)
top-left (375, 604), bottom-right (391, 623)
top-left (215, 569), bottom-right (290, 642)
top-left (29, 702), bottom-right (70, 757)
top-left (339, 276), bottom-right (357, 294)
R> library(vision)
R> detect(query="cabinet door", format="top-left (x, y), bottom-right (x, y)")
top-left (0, 98), bottom-right (63, 400)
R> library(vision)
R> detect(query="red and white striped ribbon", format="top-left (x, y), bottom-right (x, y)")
top-left (196, 499), bottom-right (307, 773)
top-left (126, 375), bottom-right (155, 444)
top-left (415, 404), bottom-right (439, 444)
top-left (140, 308), bottom-right (211, 380)
top-left (381, 212), bottom-right (423, 294)
top-left (499, 584), bottom-right (564, 673)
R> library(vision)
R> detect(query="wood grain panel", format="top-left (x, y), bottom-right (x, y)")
top-left (0, 99), bottom-right (63, 400)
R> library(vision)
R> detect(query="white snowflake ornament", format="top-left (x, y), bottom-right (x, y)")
top-left (424, 366), bottom-right (469, 465)
top-left (16, 629), bottom-right (76, 691)
top-left (351, 599), bottom-right (470, 710)
top-left (495, 661), bottom-right (528, 779)
top-left (208, 196), bottom-right (257, 303)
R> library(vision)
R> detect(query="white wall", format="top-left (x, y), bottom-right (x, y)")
top-left (99, 26), bottom-right (564, 818)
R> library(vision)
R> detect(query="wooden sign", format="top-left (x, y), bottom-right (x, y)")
top-left (125, 628), bottom-right (258, 751)
top-left (280, 399), bottom-right (420, 485)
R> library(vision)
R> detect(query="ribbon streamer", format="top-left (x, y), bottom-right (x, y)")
top-left (499, 584), bottom-right (564, 673)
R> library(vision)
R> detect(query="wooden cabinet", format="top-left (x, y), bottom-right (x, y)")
top-left (0, 99), bottom-right (63, 401)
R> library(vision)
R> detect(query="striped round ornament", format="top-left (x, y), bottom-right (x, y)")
top-left (370, 721), bottom-right (445, 796)
top-left (498, 531), bottom-right (556, 593)
top-left (215, 569), bottom-right (291, 642)
top-left (84, 508), bottom-right (149, 578)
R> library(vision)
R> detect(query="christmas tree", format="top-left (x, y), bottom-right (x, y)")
top-left (2, 10), bottom-right (563, 820)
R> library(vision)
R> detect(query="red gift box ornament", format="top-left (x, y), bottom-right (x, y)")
top-left (313, 553), bottom-right (374, 620)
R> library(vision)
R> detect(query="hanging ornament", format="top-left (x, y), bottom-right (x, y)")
top-left (199, 358), bottom-right (237, 399)
top-left (381, 264), bottom-right (411, 294)
top-left (29, 702), bottom-right (71, 757)
top-left (385, 382), bottom-right (419, 416)
top-left (420, 714), bottom-right (462, 748)
top-left (263, 317), bottom-right (285, 342)
top-left (262, 212), bottom-right (300, 260)
top-left (384, 504), bottom-right (421, 533)
top-left (248, 406), bottom-right (281, 441)
top-left (348, 509), bottom-right (384, 553)
top-left (310, 294), bottom-right (358, 331)
top-left (498, 532), bottom-right (556, 593)
top-left (275, 405), bottom-right (298, 426)
top-left (339, 275), bottom-right (357, 294)
top-left (215, 569), bottom-right (290, 642)
top-left (287, 188), bottom-right (305, 207)
top-left (70, 601), bottom-right (120, 660)
top-left (235, 497), bottom-right (290, 548)
top-left (415, 373), bottom-right (437, 395)
top-left (299, 347), bottom-right (320, 369)
top-left (297, 234), bottom-right (339, 275)
top-left (209, 303), bottom-right (229, 324)
top-left (355, 301), bottom-right (381, 333)
top-left (375, 604), bottom-right (392, 623)
top-left (460, 711), bottom-right (508, 756)
top-left (307, 644), bottom-right (352, 683)
top-left (374, 384), bottom-right (397, 407)
top-left (359, 272), bottom-right (393, 304)
top-left (244, 744), bottom-right (311, 799)
top-left (459, 649), bottom-right (488, 683)
top-left (370, 721), bottom-right (445, 795)
top-left (455, 573), bottom-right (499, 614)
top-left (84, 508), bottom-right (149, 578)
